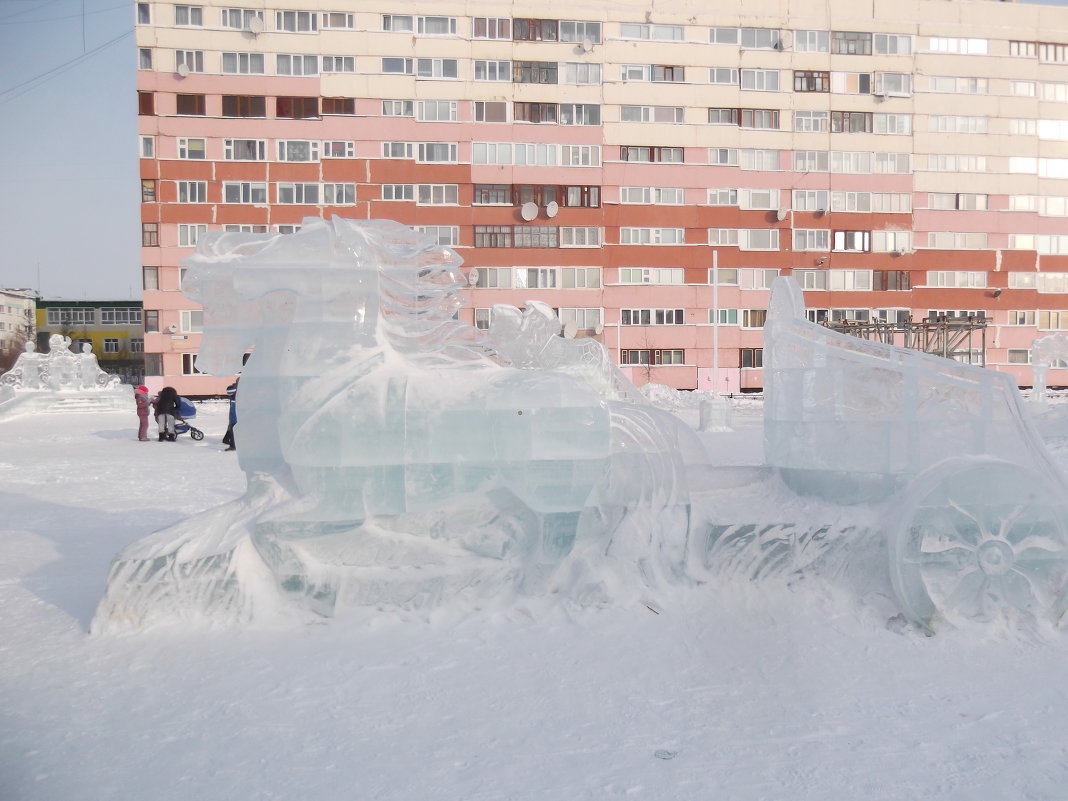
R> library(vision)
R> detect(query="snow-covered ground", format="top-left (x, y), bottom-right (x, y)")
top-left (4, 401), bottom-right (1068, 800)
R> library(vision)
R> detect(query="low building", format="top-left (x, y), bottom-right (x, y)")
top-left (35, 301), bottom-right (146, 385)
top-left (0, 289), bottom-right (38, 369)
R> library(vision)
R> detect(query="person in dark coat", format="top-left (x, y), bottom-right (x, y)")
top-left (221, 380), bottom-right (238, 451)
top-left (152, 386), bottom-right (181, 441)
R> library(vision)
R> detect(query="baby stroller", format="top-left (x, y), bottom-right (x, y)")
top-left (174, 397), bottom-right (204, 441)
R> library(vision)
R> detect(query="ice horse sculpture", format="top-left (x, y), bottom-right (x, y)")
top-left (93, 218), bottom-right (700, 631)
top-left (0, 335), bottom-right (129, 418)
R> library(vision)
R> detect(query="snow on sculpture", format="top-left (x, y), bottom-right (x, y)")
top-left (0, 335), bottom-right (128, 418)
top-left (763, 276), bottom-right (1068, 629)
top-left (92, 218), bottom-right (701, 631)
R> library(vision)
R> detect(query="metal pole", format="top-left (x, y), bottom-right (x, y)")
top-left (712, 249), bottom-right (719, 396)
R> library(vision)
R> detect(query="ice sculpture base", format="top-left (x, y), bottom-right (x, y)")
top-left (0, 386), bottom-right (133, 420)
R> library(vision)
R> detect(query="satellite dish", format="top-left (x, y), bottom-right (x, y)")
top-left (814, 208), bottom-right (826, 217)
top-left (562, 321), bottom-right (579, 339)
top-left (520, 201), bottom-right (538, 221)
top-left (176, 63), bottom-right (190, 78)
top-left (778, 32), bottom-right (792, 49)
top-left (775, 208), bottom-right (789, 221)
top-left (246, 15), bottom-right (264, 34)
top-left (545, 201), bottom-right (559, 218)
top-left (166, 323), bottom-right (178, 333)
top-left (467, 268), bottom-right (479, 286)
top-left (580, 38), bottom-right (594, 52)
top-left (594, 323), bottom-right (604, 335)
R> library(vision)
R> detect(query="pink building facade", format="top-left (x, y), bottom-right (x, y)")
top-left (136, 0), bottom-right (1068, 395)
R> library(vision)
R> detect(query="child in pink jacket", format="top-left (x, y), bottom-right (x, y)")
top-left (135, 385), bottom-right (151, 441)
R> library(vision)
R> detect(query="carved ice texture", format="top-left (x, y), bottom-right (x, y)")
top-left (0, 335), bottom-right (128, 418)
top-left (764, 277), bottom-right (1068, 628)
top-left (93, 218), bottom-right (700, 631)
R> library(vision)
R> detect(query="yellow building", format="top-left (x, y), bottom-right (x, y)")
top-left (35, 301), bottom-right (146, 385)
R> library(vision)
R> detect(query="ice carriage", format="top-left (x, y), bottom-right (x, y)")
top-left (748, 276), bottom-right (1068, 630)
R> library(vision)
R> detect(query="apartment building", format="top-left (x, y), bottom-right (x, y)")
top-left (136, 0), bottom-right (1068, 396)
top-left (0, 289), bottom-right (37, 368)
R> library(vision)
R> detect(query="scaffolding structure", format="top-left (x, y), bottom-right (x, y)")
top-left (822, 315), bottom-right (990, 366)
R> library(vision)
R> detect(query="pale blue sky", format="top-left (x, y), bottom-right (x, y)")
top-left (0, 0), bottom-right (1066, 301)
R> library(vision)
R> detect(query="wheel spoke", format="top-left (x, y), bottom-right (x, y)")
top-left (1001, 571), bottom-right (1038, 612)
top-left (941, 569), bottom-right (988, 619)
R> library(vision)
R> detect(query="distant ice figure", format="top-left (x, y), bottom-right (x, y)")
top-left (1030, 333), bottom-right (1068, 406)
top-left (0, 334), bottom-right (127, 417)
top-left (93, 218), bottom-right (700, 631)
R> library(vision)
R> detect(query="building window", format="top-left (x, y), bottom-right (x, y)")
top-left (175, 50), bottom-right (204, 73)
top-left (321, 12), bottom-right (353, 29)
top-left (831, 111), bottom-right (872, 133)
top-left (140, 136), bottom-right (154, 158)
top-left (473, 17), bottom-right (511, 39)
top-left (143, 266), bottom-right (158, 290)
top-left (872, 270), bottom-right (911, 291)
top-left (474, 226), bottom-right (513, 248)
top-left (382, 100), bottom-right (414, 117)
top-left (382, 184), bottom-right (414, 201)
top-left (740, 69), bottom-right (780, 91)
top-left (276, 97), bottom-right (318, 119)
top-left (178, 224), bottom-right (207, 247)
top-left (417, 100), bottom-right (458, 122)
top-left (416, 58), bottom-right (458, 79)
top-left (144, 310), bottom-right (159, 333)
top-left (740, 348), bottom-right (763, 368)
top-left (141, 179), bottom-right (156, 202)
top-left (130, 338), bottom-right (144, 353)
top-left (474, 101), bottom-right (507, 122)
top-left (620, 146), bottom-right (684, 163)
top-left (408, 226), bottom-right (455, 246)
top-left (833, 230), bottom-right (871, 252)
top-left (223, 182), bottom-right (267, 203)
top-left (794, 70), bottom-right (830, 92)
top-left (474, 308), bottom-right (492, 330)
top-left (417, 185), bottom-right (458, 205)
top-left (418, 15), bottom-right (457, 35)
top-left (514, 61), bottom-right (558, 83)
top-left (103, 338), bottom-right (120, 354)
top-left (474, 60), bottom-right (511, 81)
top-left (709, 67), bottom-right (739, 85)
top-left (474, 267), bottom-right (512, 288)
top-left (275, 10), bottom-right (317, 32)
top-left (175, 93), bottom-right (206, 115)
top-left (622, 105), bottom-right (683, 123)
top-left (221, 95), bottom-right (265, 117)
top-left (832, 31), bottom-right (872, 55)
top-left (177, 137), bottom-right (205, 159)
top-left (142, 223), bottom-right (159, 247)
top-left (514, 18), bottom-right (557, 41)
top-left (136, 2), bottom-right (150, 24)
top-left (277, 54), bottom-right (318, 75)
top-left (277, 183), bottom-right (320, 204)
top-left (221, 8), bottom-right (262, 29)
top-left (139, 48), bottom-right (152, 69)
top-left (621, 309), bottom-right (685, 325)
top-left (382, 14), bottom-right (413, 31)
top-left (740, 27), bottom-right (781, 49)
top-left (222, 52), bottom-right (265, 74)
top-left (277, 140), bottom-right (320, 162)
top-left (223, 139), bottom-right (266, 160)
top-left (417, 142), bottom-right (457, 163)
top-left (561, 268), bottom-right (601, 289)
top-left (182, 354), bottom-right (202, 375)
top-left (137, 91), bottom-right (154, 115)
top-left (177, 181), bottom-right (207, 203)
top-left (514, 102), bottom-right (557, 123)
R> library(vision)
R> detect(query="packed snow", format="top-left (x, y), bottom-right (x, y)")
top-left (5, 401), bottom-right (1068, 800)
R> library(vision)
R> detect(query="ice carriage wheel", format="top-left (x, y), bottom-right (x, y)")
top-left (190, 428), bottom-right (204, 441)
top-left (888, 456), bottom-right (1068, 630)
